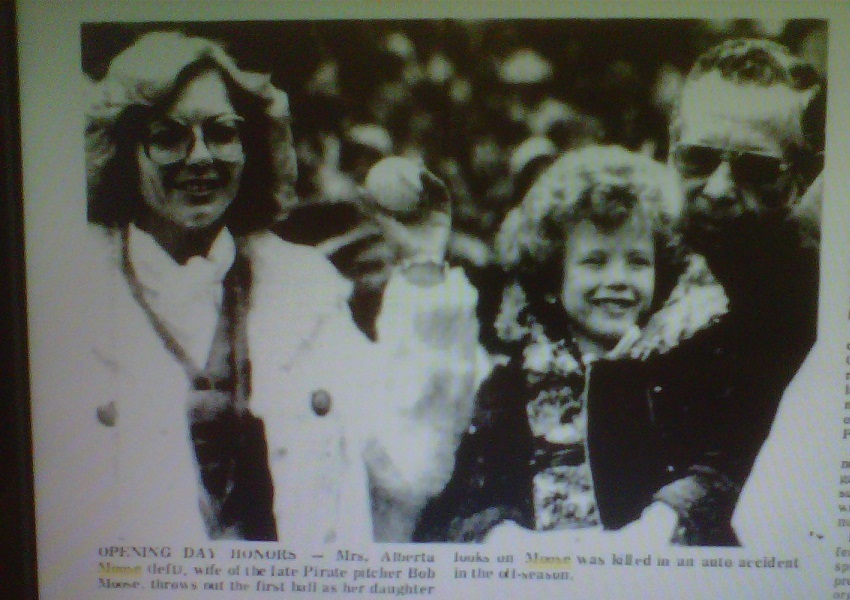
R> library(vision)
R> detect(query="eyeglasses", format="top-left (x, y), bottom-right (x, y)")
top-left (673, 144), bottom-right (791, 188)
top-left (143, 115), bottom-right (244, 165)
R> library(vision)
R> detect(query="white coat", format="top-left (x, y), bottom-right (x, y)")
top-left (34, 227), bottom-right (481, 561)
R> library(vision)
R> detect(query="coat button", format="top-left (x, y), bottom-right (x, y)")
top-left (311, 389), bottom-right (332, 416)
top-left (96, 401), bottom-right (117, 427)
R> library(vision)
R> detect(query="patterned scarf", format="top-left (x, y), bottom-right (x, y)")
top-left (494, 282), bottom-right (599, 530)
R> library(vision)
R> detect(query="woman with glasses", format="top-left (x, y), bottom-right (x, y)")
top-left (81, 30), bottom-right (482, 544)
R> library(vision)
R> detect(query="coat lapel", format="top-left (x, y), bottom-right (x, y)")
top-left (243, 233), bottom-right (352, 416)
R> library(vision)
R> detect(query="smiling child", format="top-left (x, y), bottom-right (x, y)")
top-left (415, 145), bottom-right (701, 539)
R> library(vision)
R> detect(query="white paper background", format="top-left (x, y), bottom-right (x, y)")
top-left (16, 2), bottom-right (850, 599)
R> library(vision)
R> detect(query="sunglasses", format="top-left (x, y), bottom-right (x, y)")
top-left (673, 144), bottom-right (791, 188)
top-left (144, 115), bottom-right (244, 165)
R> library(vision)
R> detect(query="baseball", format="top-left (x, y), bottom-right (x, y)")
top-left (364, 156), bottom-right (425, 215)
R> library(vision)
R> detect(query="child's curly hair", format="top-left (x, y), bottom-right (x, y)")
top-left (495, 144), bottom-right (686, 322)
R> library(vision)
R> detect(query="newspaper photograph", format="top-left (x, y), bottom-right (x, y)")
top-left (14, 1), bottom-right (850, 598)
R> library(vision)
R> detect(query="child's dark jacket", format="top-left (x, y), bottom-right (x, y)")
top-left (415, 193), bottom-right (819, 545)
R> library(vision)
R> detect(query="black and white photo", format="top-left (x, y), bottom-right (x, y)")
top-left (15, 4), bottom-right (847, 599)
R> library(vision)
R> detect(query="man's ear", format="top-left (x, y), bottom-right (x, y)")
top-left (788, 172), bottom-right (822, 250)
top-left (797, 150), bottom-right (824, 191)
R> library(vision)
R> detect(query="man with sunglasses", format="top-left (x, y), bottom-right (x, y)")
top-left (586, 38), bottom-right (825, 545)
top-left (671, 38), bottom-right (823, 271)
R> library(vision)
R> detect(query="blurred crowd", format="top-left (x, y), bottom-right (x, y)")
top-left (260, 19), bottom-right (824, 265)
top-left (82, 18), bottom-right (828, 332)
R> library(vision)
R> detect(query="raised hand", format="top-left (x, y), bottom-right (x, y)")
top-left (360, 157), bottom-right (452, 286)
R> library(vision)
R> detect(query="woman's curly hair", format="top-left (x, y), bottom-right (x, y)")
top-left (86, 30), bottom-right (298, 233)
top-left (495, 145), bottom-right (686, 322)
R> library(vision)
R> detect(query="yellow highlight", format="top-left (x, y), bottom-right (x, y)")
top-left (98, 562), bottom-right (143, 577)
top-left (524, 558), bottom-right (572, 570)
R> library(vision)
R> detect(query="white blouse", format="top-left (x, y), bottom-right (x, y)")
top-left (127, 224), bottom-right (235, 368)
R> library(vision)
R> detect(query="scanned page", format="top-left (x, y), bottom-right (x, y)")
top-left (16, 2), bottom-right (850, 598)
